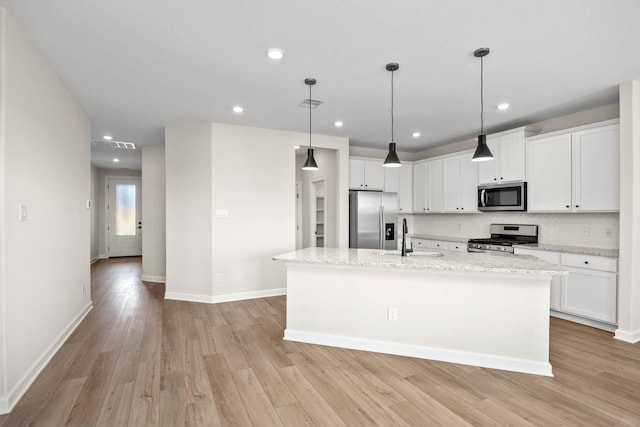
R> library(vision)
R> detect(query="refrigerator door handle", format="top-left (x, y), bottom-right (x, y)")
top-left (379, 206), bottom-right (384, 249)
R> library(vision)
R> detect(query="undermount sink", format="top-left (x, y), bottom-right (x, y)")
top-left (371, 250), bottom-right (444, 257)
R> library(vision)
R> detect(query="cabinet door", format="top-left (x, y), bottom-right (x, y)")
top-left (363, 160), bottom-right (385, 190)
top-left (572, 125), bottom-right (620, 212)
top-left (526, 134), bottom-right (572, 212)
top-left (561, 267), bottom-right (617, 324)
top-left (446, 241), bottom-right (467, 252)
top-left (459, 157), bottom-right (478, 212)
top-left (384, 166), bottom-right (399, 193)
top-left (442, 157), bottom-right (460, 212)
top-left (413, 162), bottom-right (427, 213)
top-left (499, 132), bottom-right (526, 182)
top-left (349, 159), bottom-right (365, 189)
top-left (398, 164), bottom-right (413, 213)
top-left (427, 159), bottom-right (443, 212)
top-left (478, 137), bottom-right (499, 184)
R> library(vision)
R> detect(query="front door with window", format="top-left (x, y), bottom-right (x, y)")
top-left (108, 178), bottom-right (142, 257)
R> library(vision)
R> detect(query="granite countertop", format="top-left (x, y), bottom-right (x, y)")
top-left (518, 243), bottom-right (619, 258)
top-left (408, 234), bottom-right (619, 258)
top-left (273, 247), bottom-right (567, 276)
top-left (408, 234), bottom-right (473, 243)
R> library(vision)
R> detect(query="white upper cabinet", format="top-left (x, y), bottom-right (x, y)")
top-left (478, 127), bottom-right (539, 184)
top-left (349, 159), bottom-right (385, 191)
top-left (526, 133), bottom-right (573, 212)
top-left (443, 152), bottom-right (478, 213)
top-left (413, 159), bottom-right (442, 213)
top-left (385, 163), bottom-right (413, 213)
top-left (526, 120), bottom-right (619, 213)
top-left (572, 124), bottom-right (619, 211)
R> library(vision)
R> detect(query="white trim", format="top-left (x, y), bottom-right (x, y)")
top-left (90, 257), bottom-right (99, 264)
top-left (284, 329), bottom-right (553, 377)
top-left (140, 274), bottom-right (166, 283)
top-left (550, 310), bottom-right (617, 332)
top-left (0, 302), bottom-right (93, 414)
top-left (614, 328), bottom-right (640, 343)
top-left (104, 176), bottom-right (142, 258)
top-left (165, 288), bottom-right (286, 304)
top-left (98, 253), bottom-right (108, 259)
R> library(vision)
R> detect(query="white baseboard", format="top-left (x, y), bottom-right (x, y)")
top-left (140, 274), bottom-right (166, 283)
top-left (165, 288), bottom-right (286, 304)
top-left (614, 328), bottom-right (640, 343)
top-left (0, 302), bottom-right (93, 414)
top-left (284, 329), bottom-right (554, 377)
top-left (98, 253), bottom-right (108, 259)
top-left (550, 310), bottom-right (616, 332)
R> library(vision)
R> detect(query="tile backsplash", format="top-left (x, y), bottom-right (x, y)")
top-left (407, 212), bottom-right (619, 249)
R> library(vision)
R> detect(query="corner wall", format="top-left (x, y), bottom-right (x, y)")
top-left (0, 8), bottom-right (91, 412)
top-left (141, 144), bottom-right (166, 282)
top-left (165, 122), bottom-right (349, 303)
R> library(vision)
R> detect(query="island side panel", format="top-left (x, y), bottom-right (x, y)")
top-left (284, 263), bottom-right (552, 376)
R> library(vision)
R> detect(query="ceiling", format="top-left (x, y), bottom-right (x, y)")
top-left (2, 0), bottom-right (639, 170)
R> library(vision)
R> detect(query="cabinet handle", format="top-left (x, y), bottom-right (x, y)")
top-left (493, 178), bottom-right (497, 181)
top-left (399, 208), bottom-right (403, 211)
top-left (575, 205), bottom-right (579, 208)
top-left (566, 205), bottom-right (570, 208)
top-left (365, 184), bottom-right (368, 187)
top-left (461, 207), bottom-right (464, 210)
top-left (500, 177), bottom-right (503, 180)
top-left (584, 261), bottom-right (589, 264)
top-left (423, 208), bottom-right (426, 211)
top-left (456, 207), bottom-right (459, 210)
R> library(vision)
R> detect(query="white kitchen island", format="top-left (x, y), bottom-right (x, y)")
top-left (273, 247), bottom-right (568, 376)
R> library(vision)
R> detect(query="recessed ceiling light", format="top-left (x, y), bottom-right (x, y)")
top-left (334, 121), bottom-right (344, 127)
top-left (267, 48), bottom-right (284, 60)
top-left (497, 103), bottom-right (510, 111)
top-left (233, 106), bottom-right (244, 113)
top-left (412, 132), bottom-right (421, 138)
top-left (112, 158), bottom-right (120, 163)
top-left (294, 145), bottom-right (301, 149)
top-left (103, 135), bottom-right (112, 140)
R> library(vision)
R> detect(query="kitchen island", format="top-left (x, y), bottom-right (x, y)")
top-left (273, 247), bottom-right (567, 376)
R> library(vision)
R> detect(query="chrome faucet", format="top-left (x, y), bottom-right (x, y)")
top-left (401, 218), bottom-right (413, 256)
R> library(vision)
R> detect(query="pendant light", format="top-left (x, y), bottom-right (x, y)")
top-left (302, 78), bottom-right (319, 170)
top-left (472, 47), bottom-right (494, 162)
top-left (383, 63), bottom-right (402, 167)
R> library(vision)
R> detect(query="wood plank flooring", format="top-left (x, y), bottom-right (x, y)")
top-left (1, 256), bottom-right (639, 426)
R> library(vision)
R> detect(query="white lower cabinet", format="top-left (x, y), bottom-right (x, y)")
top-left (514, 247), bottom-right (618, 329)
top-left (411, 238), bottom-right (467, 253)
top-left (560, 254), bottom-right (617, 324)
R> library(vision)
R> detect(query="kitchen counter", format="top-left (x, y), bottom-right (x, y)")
top-left (273, 247), bottom-right (567, 276)
top-left (408, 234), bottom-right (472, 243)
top-left (274, 247), bottom-right (562, 376)
top-left (519, 243), bottom-right (619, 258)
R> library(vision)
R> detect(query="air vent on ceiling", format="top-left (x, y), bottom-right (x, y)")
top-left (91, 139), bottom-right (136, 149)
top-left (298, 98), bottom-right (323, 109)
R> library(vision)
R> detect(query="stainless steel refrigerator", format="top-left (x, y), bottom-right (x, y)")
top-left (349, 191), bottom-right (398, 249)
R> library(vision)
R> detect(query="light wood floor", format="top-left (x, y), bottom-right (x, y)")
top-left (1, 257), bottom-right (639, 426)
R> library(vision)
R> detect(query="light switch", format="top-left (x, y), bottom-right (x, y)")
top-left (19, 204), bottom-right (27, 221)
top-left (215, 208), bottom-right (229, 217)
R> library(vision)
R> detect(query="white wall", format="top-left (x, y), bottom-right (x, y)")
top-left (616, 81), bottom-right (640, 343)
top-left (95, 167), bottom-right (141, 258)
top-left (165, 122), bottom-right (349, 303)
top-left (0, 8), bottom-right (91, 413)
top-left (141, 144), bottom-right (166, 282)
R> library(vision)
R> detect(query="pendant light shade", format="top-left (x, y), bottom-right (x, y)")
top-left (302, 148), bottom-right (318, 170)
top-left (302, 78), bottom-right (319, 171)
top-left (472, 48), bottom-right (494, 162)
top-left (383, 63), bottom-right (402, 168)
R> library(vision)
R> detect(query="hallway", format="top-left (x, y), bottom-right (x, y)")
top-left (1, 257), bottom-right (639, 426)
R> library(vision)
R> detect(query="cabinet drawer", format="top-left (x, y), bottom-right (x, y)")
top-left (561, 253), bottom-right (617, 272)
top-left (430, 240), bottom-right (447, 250)
top-left (412, 239), bottom-right (430, 251)
top-left (446, 242), bottom-right (467, 252)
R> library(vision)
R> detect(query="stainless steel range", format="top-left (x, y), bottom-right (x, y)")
top-left (468, 224), bottom-right (538, 253)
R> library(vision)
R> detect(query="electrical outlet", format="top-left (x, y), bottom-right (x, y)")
top-left (388, 307), bottom-right (398, 321)
top-left (605, 227), bottom-right (613, 238)
top-left (216, 273), bottom-right (223, 282)
top-left (582, 226), bottom-right (590, 237)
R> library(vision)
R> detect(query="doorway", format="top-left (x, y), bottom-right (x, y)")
top-left (107, 177), bottom-right (142, 257)
top-left (310, 178), bottom-right (325, 248)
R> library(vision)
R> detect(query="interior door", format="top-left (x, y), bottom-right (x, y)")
top-left (108, 178), bottom-right (142, 257)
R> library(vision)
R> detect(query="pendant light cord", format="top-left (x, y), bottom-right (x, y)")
top-left (309, 83), bottom-right (312, 149)
top-left (391, 69), bottom-right (395, 143)
top-left (480, 55), bottom-right (484, 135)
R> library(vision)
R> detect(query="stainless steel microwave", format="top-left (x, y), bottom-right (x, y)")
top-left (478, 182), bottom-right (527, 211)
